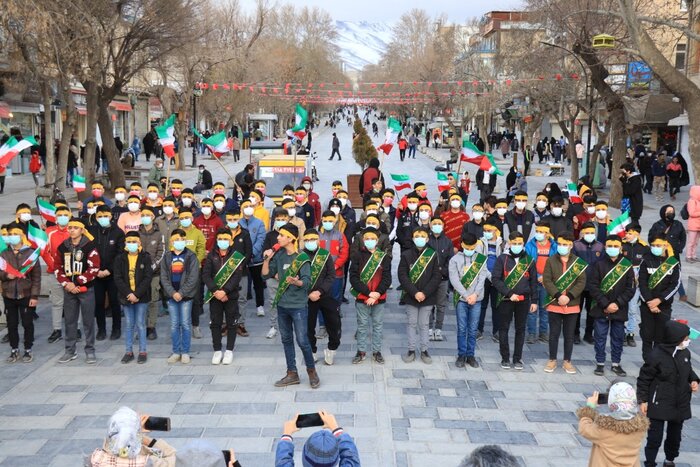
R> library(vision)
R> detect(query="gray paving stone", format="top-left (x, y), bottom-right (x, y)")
top-left (474, 397), bottom-right (498, 409)
top-left (420, 379), bottom-right (468, 389)
top-left (21, 429), bottom-right (76, 440)
top-left (163, 427), bottom-right (204, 438)
top-left (391, 418), bottom-right (410, 428)
top-left (354, 374), bottom-right (374, 383)
top-left (82, 392), bottom-right (123, 403)
top-left (120, 392), bottom-right (182, 403)
top-left (171, 403), bottom-right (214, 415)
top-left (395, 451), bottom-right (409, 467)
top-left (424, 395), bottom-right (476, 408)
top-left (524, 410), bottom-right (579, 423)
top-left (434, 419), bottom-right (490, 431)
top-left (211, 403), bottom-right (277, 415)
top-left (159, 375), bottom-right (194, 384)
top-left (0, 430), bottom-right (25, 440)
top-left (294, 391), bottom-right (354, 402)
top-left (401, 387), bottom-right (439, 396)
top-left (468, 430), bottom-right (537, 445)
top-left (52, 385), bottom-right (89, 393)
top-left (402, 407), bottom-right (438, 418)
top-left (0, 456), bottom-right (46, 466)
top-left (203, 427), bottom-right (260, 438)
top-left (392, 369), bottom-right (424, 379)
top-left (392, 427), bottom-right (409, 441)
top-left (0, 404), bottom-right (63, 416)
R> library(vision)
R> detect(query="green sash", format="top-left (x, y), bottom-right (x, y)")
top-left (204, 251), bottom-right (245, 303)
top-left (600, 257), bottom-right (633, 293)
top-left (350, 249), bottom-right (386, 297)
top-left (401, 247), bottom-right (436, 299)
top-left (309, 249), bottom-right (331, 290)
top-left (543, 256), bottom-right (588, 306)
top-left (453, 253), bottom-right (487, 307)
top-left (496, 255), bottom-right (533, 307)
top-left (272, 251), bottom-right (310, 307)
top-left (648, 256), bottom-right (679, 290)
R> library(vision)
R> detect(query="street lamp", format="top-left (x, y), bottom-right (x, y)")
top-left (540, 41), bottom-right (595, 178)
top-left (191, 87), bottom-right (203, 168)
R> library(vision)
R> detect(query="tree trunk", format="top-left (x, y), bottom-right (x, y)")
top-left (83, 81), bottom-right (98, 185)
top-left (55, 82), bottom-right (76, 190)
top-left (41, 82), bottom-right (55, 188)
top-left (587, 119), bottom-right (611, 180)
top-left (176, 116), bottom-right (188, 170)
top-left (97, 103), bottom-right (126, 188)
top-left (558, 118), bottom-right (579, 182)
top-left (608, 107), bottom-right (628, 208)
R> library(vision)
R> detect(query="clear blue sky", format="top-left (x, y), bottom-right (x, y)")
top-left (237, 0), bottom-right (524, 23)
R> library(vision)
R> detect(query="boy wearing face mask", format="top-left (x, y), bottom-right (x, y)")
top-left (492, 199), bottom-right (508, 233)
top-left (491, 231), bottom-right (538, 370)
top-left (253, 180), bottom-right (275, 212)
top-left (142, 183), bottom-right (163, 217)
top-left (14, 204), bottom-right (41, 236)
top-left (326, 199), bottom-right (347, 236)
top-left (638, 234), bottom-right (681, 363)
top-left (622, 223), bottom-right (649, 348)
top-left (648, 204), bottom-right (687, 302)
top-left (350, 214), bottom-right (391, 258)
top-left (441, 193), bottom-right (470, 251)
top-left (239, 198), bottom-right (267, 326)
top-left (168, 179), bottom-right (184, 204)
top-left (397, 192), bottom-right (421, 253)
top-left (79, 182), bottom-right (113, 215)
top-left (193, 198), bottom-right (225, 252)
top-left (1, 223), bottom-right (41, 363)
top-left (533, 193), bottom-right (550, 223)
top-left (111, 186), bottom-right (129, 218)
top-left (449, 232), bottom-right (490, 368)
top-left (138, 207), bottom-right (165, 341)
top-left (462, 203), bottom-right (485, 239)
top-left (572, 195), bottom-right (597, 239)
top-left (476, 219), bottom-right (504, 341)
top-left (592, 201), bottom-right (611, 243)
top-left (573, 222), bottom-right (605, 345)
top-left (177, 207), bottom-right (207, 337)
top-left (543, 197), bottom-right (574, 238)
top-left (156, 197), bottom-right (179, 241)
top-left (504, 191), bottom-right (535, 241)
top-left (42, 206), bottom-right (73, 343)
top-left (89, 206), bottom-right (126, 341)
top-left (589, 235), bottom-right (636, 377)
top-left (294, 186), bottom-right (315, 229)
top-left (117, 195), bottom-right (143, 233)
top-left (281, 199), bottom-right (306, 238)
top-left (301, 177), bottom-right (321, 227)
top-left (427, 217), bottom-right (454, 342)
top-left (178, 188), bottom-right (198, 213)
top-left (318, 211), bottom-right (349, 304)
top-left (637, 320), bottom-right (699, 467)
top-left (113, 231), bottom-right (153, 364)
top-left (398, 227), bottom-right (441, 364)
top-left (129, 182), bottom-right (143, 200)
top-left (262, 209), bottom-right (289, 339)
top-left (524, 221), bottom-right (557, 344)
top-left (248, 189), bottom-right (270, 230)
top-left (380, 189), bottom-right (397, 231)
top-left (212, 181), bottom-right (239, 213)
top-left (203, 228), bottom-right (245, 365)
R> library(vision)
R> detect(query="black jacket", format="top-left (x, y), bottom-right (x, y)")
top-left (461, 220), bottom-right (484, 240)
top-left (198, 169), bottom-right (213, 189)
top-left (504, 209), bottom-right (535, 241)
top-left (476, 169), bottom-right (497, 190)
top-left (637, 321), bottom-right (700, 421)
top-left (588, 255), bottom-right (635, 321)
top-left (113, 251), bottom-right (153, 304)
top-left (305, 248), bottom-right (335, 295)
top-left (88, 224), bottom-right (125, 273)
top-left (648, 206), bottom-right (686, 258)
top-left (396, 210), bottom-right (419, 250)
top-left (427, 233), bottom-right (454, 280)
top-left (491, 252), bottom-right (538, 302)
top-left (349, 247), bottom-right (392, 303)
top-left (202, 247), bottom-right (243, 299)
top-left (622, 173), bottom-right (643, 219)
top-left (638, 252), bottom-right (681, 314)
top-left (231, 227), bottom-right (253, 269)
top-left (397, 246), bottom-right (443, 307)
top-left (622, 240), bottom-right (649, 268)
top-left (542, 214), bottom-right (574, 239)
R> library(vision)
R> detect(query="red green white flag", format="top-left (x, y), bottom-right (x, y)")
top-left (390, 173), bottom-right (411, 191)
top-left (378, 118), bottom-right (402, 155)
top-left (460, 139), bottom-right (503, 175)
top-left (437, 172), bottom-right (453, 192)
top-left (38, 199), bottom-right (56, 223)
top-left (567, 182), bottom-right (582, 203)
top-left (73, 174), bottom-right (86, 192)
top-left (0, 256), bottom-right (25, 279)
top-left (156, 114), bottom-right (176, 158)
top-left (20, 247), bottom-right (41, 273)
top-left (27, 224), bottom-right (48, 251)
top-left (194, 129), bottom-right (232, 158)
top-left (607, 211), bottom-right (631, 237)
top-left (286, 104), bottom-right (308, 139)
top-left (0, 136), bottom-right (37, 168)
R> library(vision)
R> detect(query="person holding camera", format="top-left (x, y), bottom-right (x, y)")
top-left (276, 411), bottom-right (360, 466)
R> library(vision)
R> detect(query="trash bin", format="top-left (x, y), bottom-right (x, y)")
top-left (687, 276), bottom-right (700, 307)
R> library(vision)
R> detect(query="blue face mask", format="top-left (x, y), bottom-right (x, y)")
top-left (363, 239), bottom-right (377, 250)
top-left (510, 244), bottom-right (524, 255)
top-left (606, 247), bottom-right (620, 258)
top-left (650, 246), bottom-right (664, 257)
top-left (463, 248), bottom-right (475, 257)
top-left (557, 245), bottom-right (570, 256)
top-left (227, 221), bottom-right (239, 230)
top-left (97, 217), bottom-right (111, 228)
top-left (483, 231), bottom-right (494, 240)
top-left (1, 235), bottom-right (10, 244)
top-left (180, 218), bottom-right (192, 228)
top-left (304, 241), bottom-right (318, 251)
top-left (7, 235), bottom-right (21, 246)
top-left (431, 225), bottom-right (443, 235)
top-left (56, 215), bottom-right (70, 227)
top-left (534, 232), bottom-right (546, 242)
top-left (322, 221), bottom-right (335, 231)
top-left (217, 240), bottom-right (230, 250)
top-left (413, 237), bottom-right (427, 248)
top-left (173, 240), bottom-right (187, 251)
top-left (583, 233), bottom-right (596, 244)
top-left (125, 243), bottom-right (139, 253)
top-left (140, 216), bottom-right (152, 226)
top-left (274, 220), bottom-right (286, 230)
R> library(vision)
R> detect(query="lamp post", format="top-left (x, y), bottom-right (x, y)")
top-left (540, 41), bottom-right (594, 178)
top-left (191, 87), bottom-right (203, 168)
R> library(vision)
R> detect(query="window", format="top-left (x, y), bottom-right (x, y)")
top-left (680, 0), bottom-right (689, 12)
top-left (675, 43), bottom-right (687, 70)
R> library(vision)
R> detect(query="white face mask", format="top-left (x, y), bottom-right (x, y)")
top-left (302, 183), bottom-right (311, 191)
top-left (115, 193), bottom-right (126, 202)
top-left (551, 207), bottom-right (563, 217)
top-left (19, 213), bottom-right (32, 222)
top-left (330, 206), bottom-right (341, 215)
top-left (87, 207), bottom-right (97, 215)
top-left (147, 192), bottom-right (158, 200)
top-left (418, 211), bottom-right (430, 220)
top-left (407, 202), bottom-right (418, 211)
top-left (201, 207), bottom-right (212, 216)
top-left (586, 206), bottom-right (596, 214)
top-left (497, 208), bottom-right (507, 216)
top-left (182, 198), bottom-right (193, 207)
top-left (243, 207), bottom-right (254, 217)
top-left (472, 211), bottom-right (484, 220)
top-left (366, 209), bottom-right (377, 216)
top-left (450, 200), bottom-right (461, 209)
top-left (214, 201), bottom-right (225, 210)
top-left (163, 206), bottom-right (174, 215)
top-left (515, 201), bottom-right (527, 210)
top-left (536, 200), bottom-right (548, 210)
top-left (596, 210), bottom-right (607, 220)
top-left (287, 208), bottom-right (296, 217)
top-left (128, 202), bottom-right (140, 213)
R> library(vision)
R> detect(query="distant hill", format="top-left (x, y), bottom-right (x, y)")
top-left (335, 21), bottom-right (393, 72)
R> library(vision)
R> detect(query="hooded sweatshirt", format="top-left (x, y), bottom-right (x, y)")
top-left (687, 185), bottom-right (700, 231)
top-left (648, 204), bottom-right (686, 258)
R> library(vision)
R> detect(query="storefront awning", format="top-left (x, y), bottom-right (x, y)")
top-left (668, 112), bottom-right (688, 127)
top-left (76, 106), bottom-right (87, 116)
top-left (623, 94), bottom-right (682, 125)
top-left (0, 101), bottom-right (10, 118)
top-left (110, 101), bottom-right (132, 112)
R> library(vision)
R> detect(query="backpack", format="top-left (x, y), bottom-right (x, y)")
top-left (681, 203), bottom-right (689, 221)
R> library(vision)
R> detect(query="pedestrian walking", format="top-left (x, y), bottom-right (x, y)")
top-left (648, 205), bottom-right (687, 301)
top-left (329, 132), bottom-right (341, 160)
top-left (652, 153), bottom-right (667, 202)
top-left (686, 185), bottom-right (700, 263)
top-left (398, 136), bottom-right (408, 161)
top-left (408, 134), bottom-right (418, 158)
top-left (29, 150), bottom-right (41, 186)
top-left (666, 155), bottom-right (683, 200)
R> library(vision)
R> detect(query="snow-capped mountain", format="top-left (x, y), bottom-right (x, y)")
top-left (334, 21), bottom-right (393, 72)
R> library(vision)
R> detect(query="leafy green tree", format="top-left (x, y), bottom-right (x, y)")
top-left (352, 118), bottom-right (378, 169)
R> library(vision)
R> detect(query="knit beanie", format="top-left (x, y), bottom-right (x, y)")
top-left (607, 382), bottom-right (638, 420)
top-left (302, 430), bottom-right (339, 467)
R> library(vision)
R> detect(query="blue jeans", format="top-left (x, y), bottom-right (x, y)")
top-left (456, 300), bottom-right (481, 357)
top-left (626, 287), bottom-right (640, 334)
top-left (168, 299), bottom-right (192, 354)
top-left (594, 318), bottom-right (625, 364)
top-left (124, 303), bottom-right (147, 353)
top-left (356, 302), bottom-right (384, 353)
top-left (527, 283), bottom-right (549, 336)
top-left (277, 305), bottom-right (315, 372)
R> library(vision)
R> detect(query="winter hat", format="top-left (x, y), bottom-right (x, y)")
top-left (302, 430), bottom-right (339, 467)
top-left (176, 440), bottom-right (225, 467)
top-left (105, 407), bottom-right (142, 458)
top-left (664, 320), bottom-right (690, 345)
top-left (607, 382), bottom-right (638, 420)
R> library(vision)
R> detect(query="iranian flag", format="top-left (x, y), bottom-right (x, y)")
top-left (286, 104), bottom-right (308, 139)
top-left (38, 199), bottom-right (56, 223)
top-left (28, 224), bottom-right (48, 251)
top-left (377, 117), bottom-right (402, 155)
top-left (73, 174), bottom-right (86, 192)
top-left (0, 257), bottom-right (25, 279)
top-left (20, 247), bottom-right (41, 273)
top-left (437, 172), bottom-right (453, 192)
top-left (460, 140), bottom-right (485, 165)
top-left (194, 129), bottom-right (232, 158)
top-left (567, 182), bottom-right (582, 203)
top-left (608, 211), bottom-right (631, 237)
top-left (391, 174), bottom-right (411, 191)
top-left (156, 114), bottom-right (176, 158)
top-left (0, 136), bottom-right (37, 168)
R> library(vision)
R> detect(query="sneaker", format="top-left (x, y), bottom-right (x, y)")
top-left (583, 334), bottom-right (595, 345)
top-left (222, 350), bottom-right (234, 365)
top-left (211, 351), bottom-right (223, 365)
top-left (466, 356), bottom-right (479, 368)
top-left (594, 364), bottom-right (605, 376)
top-left (22, 350), bottom-right (33, 363)
top-left (492, 333), bottom-right (499, 343)
top-left (428, 329), bottom-right (435, 341)
top-left (455, 356), bottom-right (466, 368)
top-left (315, 326), bottom-right (328, 339)
top-left (58, 351), bottom-right (78, 363)
top-left (352, 351), bottom-right (366, 364)
top-left (86, 352), bottom-right (97, 364)
top-left (420, 351), bottom-right (432, 364)
top-left (574, 334), bottom-right (581, 345)
top-left (167, 353), bottom-right (181, 364)
top-left (237, 325), bottom-right (249, 337)
top-left (1, 334), bottom-right (9, 344)
top-left (476, 331), bottom-right (483, 341)
top-left (611, 364), bottom-right (627, 377)
top-left (110, 329), bottom-right (121, 340)
top-left (324, 349), bottom-right (336, 366)
top-left (434, 329), bottom-right (444, 341)
top-left (562, 361), bottom-right (577, 374)
top-left (181, 354), bottom-right (191, 364)
top-left (121, 352), bottom-right (135, 364)
top-left (137, 353), bottom-right (147, 364)
top-left (192, 326), bottom-right (202, 339)
top-left (513, 360), bottom-right (524, 370)
top-left (402, 351), bottom-right (416, 363)
top-left (526, 334), bottom-right (537, 344)
top-left (266, 327), bottom-right (278, 339)
top-left (500, 360), bottom-right (511, 369)
top-left (373, 352), bottom-right (385, 364)
top-left (544, 360), bottom-right (557, 373)
top-left (626, 334), bottom-right (637, 347)
top-left (96, 329), bottom-right (106, 341)
top-left (48, 330), bottom-right (62, 343)
top-left (312, 352), bottom-right (320, 363)
top-left (256, 306), bottom-right (265, 317)
top-left (538, 333), bottom-right (548, 343)
top-left (6, 349), bottom-right (19, 363)
top-left (147, 328), bottom-right (157, 340)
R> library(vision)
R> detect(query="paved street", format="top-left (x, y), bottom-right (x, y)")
top-left (0, 118), bottom-right (699, 466)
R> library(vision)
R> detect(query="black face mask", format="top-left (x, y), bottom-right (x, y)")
top-left (665, 212), bottom-right (675, 223)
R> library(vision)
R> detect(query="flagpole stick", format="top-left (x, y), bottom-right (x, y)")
top-left (210, 149), bottom-right (242, 193)
top-left (165, 157), bottom-right (172, 196)
top-left (292, 141), bottom-right (298, 188)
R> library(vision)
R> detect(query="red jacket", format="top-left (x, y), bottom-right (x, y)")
top-left (573, 211), bottom-right (594, 239)
top-left (441, 210), bottom-right (470, 250)
top-left (41, 225), bottom-right (71, 273)
top-left (319, 229), bottom-right (349, 278)
top-left (193, 214), bottom-right (224, 252)
top-left (308, 191), bottom-right (322, 227)
top-left (398, 139), bottom-right (408, 150)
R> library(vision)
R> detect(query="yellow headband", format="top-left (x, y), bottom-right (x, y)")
top-left (279, 228), bottom-right (297, 241)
